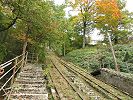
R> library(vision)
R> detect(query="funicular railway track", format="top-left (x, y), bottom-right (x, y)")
top-left (49, 59), bottom-right (82, 100)
top-left (58, 58), bottom-right (133, 100)
top-left (49, 53), bottom-right (133, 100)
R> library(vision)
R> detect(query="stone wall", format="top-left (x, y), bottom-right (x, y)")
top-left (96, 68), bottom-right (133, 96)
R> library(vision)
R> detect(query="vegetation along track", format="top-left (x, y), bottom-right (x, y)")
top-left (49, 53), bottom-right (133, 100)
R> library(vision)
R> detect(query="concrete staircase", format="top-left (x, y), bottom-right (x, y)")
top-left (9, 64), bottom-right (48, 100)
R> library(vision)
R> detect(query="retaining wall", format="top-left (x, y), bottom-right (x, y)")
top-left (97, 68), bottom-right (133, 96)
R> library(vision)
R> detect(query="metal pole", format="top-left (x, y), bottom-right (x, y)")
top-left (11, 58), bottom-right (18, 85)
top-left (24, 52), bottom-right (28, 66)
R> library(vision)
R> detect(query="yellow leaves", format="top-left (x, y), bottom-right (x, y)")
top-left (82, 0), bottom-right (89, 3)
top-left (96, 0), bottom-right (121, 27)
top-left (96, 0), bottom-right (121, 18)
top-left (13, 33), bottom-right (33, 43)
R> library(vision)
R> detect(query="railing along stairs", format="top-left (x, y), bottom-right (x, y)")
top-left (0, 52), bottom-right (28, 99)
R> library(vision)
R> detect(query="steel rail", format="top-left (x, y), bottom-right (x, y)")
top-left (50, 59), bottom-right (84, 100)
top-left (59, 58), bottom-right (133, 100)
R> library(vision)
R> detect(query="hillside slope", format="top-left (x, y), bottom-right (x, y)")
top-left (65, 43), bottom-right (133, 74)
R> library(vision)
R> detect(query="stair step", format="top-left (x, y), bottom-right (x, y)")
top-left (22, 69), bottom-right (43, 72)
top-left (10, 64), bottom-right (48, 100)
top-left (15, 80), bottom-right (44, 84)
top-left (10, 93), bottom-right (48, 100)
top-left (13, 84), bottom-right (45, 88)
top-left (19, 72), bottom-right (43, 75)
top-left (12, 88), bottom-right (47, 94)
top-left (13, 87), bottom-right (46, 90)
top-left (21, 68), bottom-right (43, 71)
top-left (19, 75), bottom-right (44, 78)
top-left (21, 70), bottom-right (43, 73)
top-left (16, 78), bottom-right (44, 81)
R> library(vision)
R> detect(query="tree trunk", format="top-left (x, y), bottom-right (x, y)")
top-left (21, 33), bottom-right (28, 67)
top-left (63, 42), bottom-right (65, 56)
top-left (107, 33), bottom-right (119, 71)
top-left (82, 21), bottom-right (86, 48)
top-left (22, 34), bottom-right (28, 54)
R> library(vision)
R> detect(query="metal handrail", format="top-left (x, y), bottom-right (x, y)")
top-left (0, 64), bottom-right (16, 80)
top-left (0, 53), bottom-right (26, 69)
top-left (0, 63), bottom-right (23, 91)
top-left (0, 58), bottom-right (24, 80)
top-left (0, 52), bottom-right (28, 97)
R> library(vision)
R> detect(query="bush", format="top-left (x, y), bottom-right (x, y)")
top-left (65, 43), bottom-right (133, 73)
top-left (0, 44), bottom-right (7, 63)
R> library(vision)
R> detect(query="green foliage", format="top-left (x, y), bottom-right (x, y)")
top-left (0, 44), bottom-right (7, 63)
top-left (65, 43), bottom-right (133, 73)
top-left (65, 48), bottom-right (99, 72)
top-left (0, 0), bottom-right (132, 70)
top-left (0, 0), bottom-right (70, 62)
top-left (38, 49), bottom-right (46, 63)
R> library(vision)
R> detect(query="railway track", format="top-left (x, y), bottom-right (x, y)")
top-left (48, 53), bottom-right (133, 100)
top-left (49, 58), bottom-right (82, 100)
top-left (59, 58), bottom-right (133, 99)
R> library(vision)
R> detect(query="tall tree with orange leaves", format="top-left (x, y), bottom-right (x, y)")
top-left (95, 0), bottom-right (121, 30)
top-left (95, 0), bottom-right (122, 71)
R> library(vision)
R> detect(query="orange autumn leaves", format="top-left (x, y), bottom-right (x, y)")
top-left (69, 0), bottom-right (121, 28)
top-left (82, 0), bottom-right (90, 3)
top-left (70, 0), bottom-right (121, 20)
top-left (95, 0), bottom-right (121, 28)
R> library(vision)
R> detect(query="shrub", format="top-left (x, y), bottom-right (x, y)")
top-left (65, 43), bottom-right (133, 74)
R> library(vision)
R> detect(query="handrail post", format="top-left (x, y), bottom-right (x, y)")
top-left (32, 53), bottom-right (34, 63)
top-left (25, 52), bottom-right (28, 66)
top-left (21, 52), bottom-right (26, 68)
top-left (0, 68), bottom-right (4, 76)
top-left (11, 57), bottom-right (18, 85)
top-left (36, 54), bottom-right (39, 64)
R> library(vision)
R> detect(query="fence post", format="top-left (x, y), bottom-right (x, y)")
top-left (0, 68), bottom-right (4, 76)
top-left (21, 52), bottom-right (26, 67)
top-left (36, 54), bottom-right (39, 64)
top-left (31, 53), bottom-right (33, 63)
top-left (25, 52), bottom-right (28, 66)
top-left (11, 57), bottom-right (18, 85)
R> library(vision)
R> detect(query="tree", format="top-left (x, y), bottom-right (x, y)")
top-left (68, 0), bottom-right (95, 48)
top-left (0, 0), bottom-right (64, 62)
top-left (109, 0), bottom-right (133, 44)
top-left (95, 0), bottom-right (122, 71)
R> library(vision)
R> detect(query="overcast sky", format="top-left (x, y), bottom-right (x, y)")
top-left (126, 0), bottom-right (133, 12)
top-left (54, 0), bottom-right (133, 12)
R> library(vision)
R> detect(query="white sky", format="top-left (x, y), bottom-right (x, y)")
top-left (54, 0), bottom-right (133, 12)
top-left (54, 0), bottom-right (65, 5)
top-left (126, 0), bottom-right (133, 12)
top-left (54, 0), bottom-right (133, 41)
